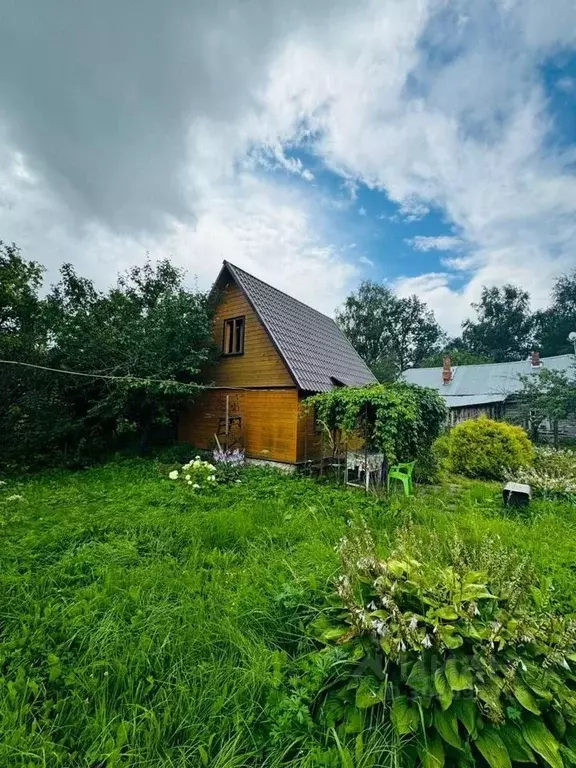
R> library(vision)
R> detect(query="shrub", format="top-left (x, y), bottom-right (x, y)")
top-left (312, 522), bottom-right (576, 767)
top-left (509, 446), bottom-right (576, 499)
top-left (447, 417), bottom-right (532, 479)
top-left (167, 455), bottom-right (217, 490)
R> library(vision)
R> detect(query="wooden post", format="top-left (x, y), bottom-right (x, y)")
top-left (225, 395), bottom-right (229, 451)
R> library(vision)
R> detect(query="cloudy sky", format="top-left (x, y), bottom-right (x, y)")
top-left (1, 0), bottom-right (576, 334)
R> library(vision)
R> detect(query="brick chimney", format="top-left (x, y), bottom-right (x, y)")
top-left (531, 350), bottom-right (541, 368)
top-left (442, 355), bottom-right (452, 385)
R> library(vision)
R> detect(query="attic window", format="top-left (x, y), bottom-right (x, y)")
top-left (223, 316), bottom-right (245, 355)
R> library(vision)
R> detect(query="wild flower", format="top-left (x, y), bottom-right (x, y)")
top-left (168, 470), bottom-right (179, 480)
top-left (212, 448), bottom-right (245, 483)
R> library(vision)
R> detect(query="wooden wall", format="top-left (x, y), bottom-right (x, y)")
top-left (180, 389), bottom-right (299, 464)
top-left (296, 394), bottom-right (325, 463)
top-left (207, 280), bottom-right (294, 388)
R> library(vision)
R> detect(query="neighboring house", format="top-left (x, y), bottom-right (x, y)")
top-left (179, 261), bottom-right (377, 465)
top-left (403, 352), bottom-right (576, 438)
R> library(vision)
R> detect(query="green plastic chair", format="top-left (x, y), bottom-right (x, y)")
top-left (387, 461), bottom-right (416, 496)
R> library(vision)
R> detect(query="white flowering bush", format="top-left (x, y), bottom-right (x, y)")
top-left (168, 456), bottom-right (217, 491)
top-left (508, 446), bottom-right (576, 499)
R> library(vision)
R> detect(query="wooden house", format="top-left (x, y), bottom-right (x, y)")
top-left (403, 352), bottom-right (576, 440)
top-left (179, 261), bottom-right (376, 466)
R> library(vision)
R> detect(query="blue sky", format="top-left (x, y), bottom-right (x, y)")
top-left (1, 0), bottom-right (576, 335)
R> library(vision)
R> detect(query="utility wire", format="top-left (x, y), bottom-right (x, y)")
top-left (0, 358), bottom-right (288, 392)
top-left (1, 358), bottom-right (536, 396)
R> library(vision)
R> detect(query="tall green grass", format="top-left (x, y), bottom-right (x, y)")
top-left (1, 459), bottom-right (575, 766)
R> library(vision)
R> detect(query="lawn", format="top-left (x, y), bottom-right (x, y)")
top-left (1, 457), bottom-right (576, 767)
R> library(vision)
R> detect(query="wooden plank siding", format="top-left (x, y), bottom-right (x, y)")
top-left (179, 389), bottom-right (299, 463)
top-left (296, 394), bottom-right (325, 463)
top-left (206, 280), bottom-right (294, 388)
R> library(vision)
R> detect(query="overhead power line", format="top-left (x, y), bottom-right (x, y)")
top-left (0, 358), bottom-right (286, 392)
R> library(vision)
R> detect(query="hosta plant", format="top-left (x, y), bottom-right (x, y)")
top-left (212, 447), bottom-right (245, 483)
top-left (311, 523), bottom-right (576, 767)
top-left (168, 455), bottom-right (216, 490)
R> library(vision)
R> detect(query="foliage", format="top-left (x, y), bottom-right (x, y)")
top-left (418, 349), bottom-right (495, 368)
top-left (509, 446), bottom-right (576, 499)
top-left (461, 285), bottom-right (535, 363)
top-left (0, 248), bottom-right (214, 470)
top-left (336, 281), bottom-right (445, 380)
top-left (535, 270), bottom-right (576, 357)
top-left (313, 523), bottom-right (576, 768)
top-left (307, 383), bottom-right (447, 464)
top-left (212, 447), bottom-right (245, 483)
top-left (446, 417), bottom-right (533, 480)
top-left (168, 455), bottom-right (217, 490)
top-left (3, 457), bottom-right (576, 763)
top-left (519, 365), bottom-right (576, 442)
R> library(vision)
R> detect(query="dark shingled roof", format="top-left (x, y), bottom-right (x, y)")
top-left (216, 261), bottom-right (377, 392)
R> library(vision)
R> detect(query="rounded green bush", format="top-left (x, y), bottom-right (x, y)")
top-left (447, 416), bottom-right (533, 479)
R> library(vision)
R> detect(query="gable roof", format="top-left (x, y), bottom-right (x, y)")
top-left (403, 354), bottom-right (575, 407)
top-left (213, 261), bottom-right (377, 392)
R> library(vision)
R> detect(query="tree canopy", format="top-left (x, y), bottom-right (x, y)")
top-left (0, 245), bottom-right (214, 469)
top-left (336, 281), bottom-right (444, 380)
top-left (535, 269), bottom-right (576, 357)
top-left (460, 284), bottom-right (535, 363)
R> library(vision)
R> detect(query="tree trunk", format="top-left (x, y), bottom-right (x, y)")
top-left (139, 422), bottom-right (151, 455)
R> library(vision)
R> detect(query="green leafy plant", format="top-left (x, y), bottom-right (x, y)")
top-left (312, 522), bottom-right (576, 767)
top-left (446, 417), bottom-right (533, 480)
top-left (509, 446), bottom-right (576, 499)
top-left (168, 455), bottom-right (217, 490)
top-left (307, 383), bottom-right (447, 465)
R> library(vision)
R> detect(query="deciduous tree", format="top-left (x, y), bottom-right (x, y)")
top-left (336, 281), bottom-right (444, 379)
top-left (461, 285), bottom-right (534, 362)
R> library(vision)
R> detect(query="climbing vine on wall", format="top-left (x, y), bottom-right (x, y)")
top-left (307, 383), bottom-right (446, 463)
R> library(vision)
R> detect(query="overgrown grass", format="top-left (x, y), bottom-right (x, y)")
top-left (1, 458), bottom-right (576, 766)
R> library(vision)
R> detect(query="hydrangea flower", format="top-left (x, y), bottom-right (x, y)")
top-left (169, 470), bottom-right (179, 480)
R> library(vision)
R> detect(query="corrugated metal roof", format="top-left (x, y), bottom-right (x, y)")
top-left (443, 394), bottom-right (507, 408)
top-left (217, 262), bottom-right (378, 392)
top-left (403, 355), bottom-right (575, 407)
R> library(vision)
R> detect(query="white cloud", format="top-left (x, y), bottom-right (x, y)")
top-left (557, 76), bottom-right (575, 93)
top-left (359, 255), bottom-right (374, 266)
top-left (247, 0), bottom-right (576, 328)
top-left (2, 0), bottom-right (576, 335)
top-left (407, 235), bottom-right (465, 252)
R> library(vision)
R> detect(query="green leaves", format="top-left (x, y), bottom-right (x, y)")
top-left (390, 696), bottom-right (419, 736)
top-left (418, 734), bottom-right (445, 768)
top-left (434, 668), bottom-right (453, 711)
top-left (522, 718), bottom-right (564, 768)
top-left (474, 727), bottom-right (512, 768)
top-left (499, 725), bottom-right (536, 763)
top-left (407, 657), bottom-right (435, 698)
top-left (434, 707), bottom-right (461, 749)
top-left (319, 528), bottom-right (576, 768)
top-left (514, 680), bottom-right (541, 715)
top-left (308, 382), bottom-right (446, 464)
top-left (444, 658), bottom-right (473, 692)
top-left (355, 678), bottom-right (385, 709)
